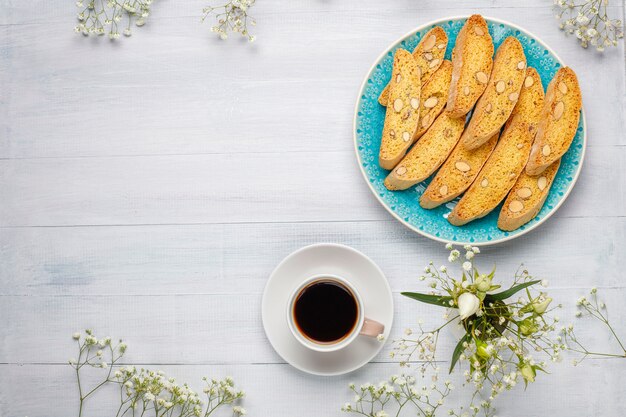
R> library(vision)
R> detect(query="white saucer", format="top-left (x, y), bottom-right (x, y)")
top-left (261, 243), bottom-right (394, 376)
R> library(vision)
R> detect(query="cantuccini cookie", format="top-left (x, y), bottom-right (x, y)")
top-left (446, 15), bottom-right (494, 118)
top-left (447, 66), bottom-right (545, 225)
top-left (378, 49), bottom-right (422, 170)
top-left (526, 67), bottom-right (582, 175)
top-left (462, 36), bottom-right (527, 150)
top-left (413, 60), bottom-right (453, 140)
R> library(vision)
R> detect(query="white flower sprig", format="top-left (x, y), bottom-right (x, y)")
top-left (341, 375), bottom-right (454, 417)
top-left (75, 0), bottom-right (153, 39)
top-left (70, 330), bottom-right (246, 417)
top-left (553, 0), bottom-right (624, 51)
top-left (562, 288), bottom-right (626, 364)
top-left (202, 0), bottom-right (257, 42)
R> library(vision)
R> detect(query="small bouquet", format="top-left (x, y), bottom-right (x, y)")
top-left (392, 245), bottom-right (563, 410)
top-left (342, 246), bottom-right (623, 417)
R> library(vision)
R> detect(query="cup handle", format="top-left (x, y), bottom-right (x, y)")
top-left (359, 317), bottom-right (385, 337)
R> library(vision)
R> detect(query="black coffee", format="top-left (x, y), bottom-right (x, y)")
top-left (293, 280), bottom-right (359, 343)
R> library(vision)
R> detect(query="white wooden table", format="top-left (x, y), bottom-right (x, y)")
top-left (1, 1), bottom-right (625, 416)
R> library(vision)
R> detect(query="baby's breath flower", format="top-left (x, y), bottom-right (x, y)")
top-left (564, 288), bottom-right (626, 363)
top-left (233, 406), bottom-right (246, 415)
top-left (554, 0), bottom-right (623, 50)
top-left (70, 330), bottom-right (245, 417)
top-left (203, 0), bottom-right (256, 42)
top-left (75, 0), bottom-right (153, 39)
top-left (343, 373), bottom-right (452, 417)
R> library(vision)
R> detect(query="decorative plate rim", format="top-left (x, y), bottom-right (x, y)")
top-left (353, 15), bottom-right (587, 246)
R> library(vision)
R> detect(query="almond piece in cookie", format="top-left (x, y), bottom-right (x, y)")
top-left (446, 15), bottom-right (494, 118)
top-left (378, 49), bottom-right (422, 170)
top-left (526, 67), bottom-right (582, 175)
top-left (462, 36), bottom-right (527, 150)
top-left (379, 27), bottom-right (449, 106)
top-left (384, 113), bottom-right (466, 190)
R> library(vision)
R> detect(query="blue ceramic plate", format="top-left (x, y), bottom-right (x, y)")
top-left (354, 16), bottom-right (586, 246)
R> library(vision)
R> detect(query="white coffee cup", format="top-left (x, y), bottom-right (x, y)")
top-left (286, 274), bottom-right (385, 352)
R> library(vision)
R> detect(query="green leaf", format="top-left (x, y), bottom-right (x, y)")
top-left (401, 292), bottom-right (452, 307)
top-left (450, 334), bottom-right (471, 373)
top-left (485, 280), bottom-right (541, 302)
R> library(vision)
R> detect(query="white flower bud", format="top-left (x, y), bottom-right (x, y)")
top-left (457, 292), bottom-right (480, 320)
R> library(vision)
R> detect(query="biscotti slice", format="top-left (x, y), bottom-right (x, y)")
top-left (419, 131), bottom-right (499, 209)
top-left (446, 15), bottom-right (494, 118)
top-left (379, 27), bottom-right (448, 106)
top-left (526, 67), bottom-right (582, 175)
top-left (378, 49), bottom-right (422, 170)
top-left (446, 66), bottom-right (545, 225)
top-left (384, 113), bottom-right (465, 190)
top-left (447, 122), bottom-right (534, 225)
top-left (509, 67), bottom-right (544, 131)
top-left (413, 60), bottom-right (453, 140)
top-left (462, 37), bottom-right (527, 150)
top-left (498, 159), bottom-right (561, 231)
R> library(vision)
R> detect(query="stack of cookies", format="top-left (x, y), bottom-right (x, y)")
top-left (378, 14), bottom-right (582, 231)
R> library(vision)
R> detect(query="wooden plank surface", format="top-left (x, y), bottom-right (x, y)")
top-left (1, 0), bottom-right (625, 416)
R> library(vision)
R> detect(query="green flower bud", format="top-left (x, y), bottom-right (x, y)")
top-left (532, 296), bottom-right (553, 314)
top-left (475, 339), bottom-right (491, 359)
top-left (518, 318), bottom-right (538, 336)
top-left (474, 274), bottom-right (492, 292)
top-left (520, 363), bottom-right (536, 383)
